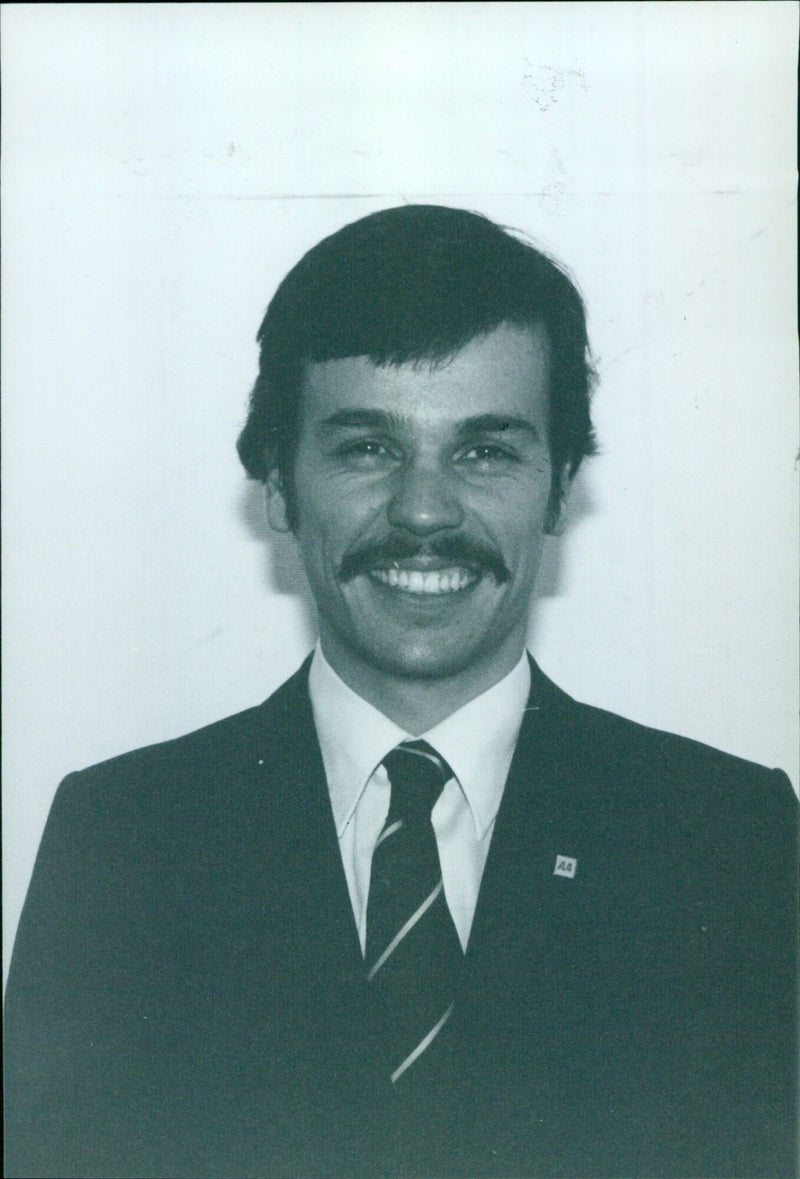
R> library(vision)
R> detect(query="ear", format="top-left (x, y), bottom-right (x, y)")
top-left (265, 471), bottom-right (292, 533)
top-left (544, 468), bottom-right (572, 536)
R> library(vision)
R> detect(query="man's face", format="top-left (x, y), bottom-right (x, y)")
top-left (268, 322), bottom-right (558, 694)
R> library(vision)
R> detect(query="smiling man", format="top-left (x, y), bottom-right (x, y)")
top-left (5, 206), bottom-right (796, 1179)
top-left (275, 324), bottom-right (554, 730)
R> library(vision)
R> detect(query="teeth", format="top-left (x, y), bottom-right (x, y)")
top-left (369, 567), bottom-right (477, 594)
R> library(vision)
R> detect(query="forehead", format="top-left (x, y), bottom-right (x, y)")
top-left (300, 322), bottom-right (550, 425)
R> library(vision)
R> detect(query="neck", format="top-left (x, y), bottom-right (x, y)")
top-left (318, 638), bottom-right (527, 735)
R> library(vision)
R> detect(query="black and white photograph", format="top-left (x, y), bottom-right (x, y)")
top-left (3, 4), bottom-right (797, 1177)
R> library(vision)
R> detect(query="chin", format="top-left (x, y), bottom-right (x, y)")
top-left (356, 636), bottom-right (487, 683)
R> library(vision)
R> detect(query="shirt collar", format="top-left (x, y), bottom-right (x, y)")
top-left (308, 642), bottom-right (530, 840)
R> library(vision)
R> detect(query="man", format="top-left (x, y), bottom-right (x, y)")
top-left (5, 205), bottom-right (796, 1178)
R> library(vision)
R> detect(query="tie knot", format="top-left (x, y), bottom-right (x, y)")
top-left (382, 740), bottom-right (452, 822)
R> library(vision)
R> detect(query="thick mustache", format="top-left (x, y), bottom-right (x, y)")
top-left (338, 534), bottom-right (511, 584)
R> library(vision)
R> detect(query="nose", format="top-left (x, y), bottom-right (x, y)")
top-left (386, 460), bottom-right (465, 535)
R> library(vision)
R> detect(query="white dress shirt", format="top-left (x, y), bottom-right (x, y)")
top-left (308, 643), bottom-right (531, 953)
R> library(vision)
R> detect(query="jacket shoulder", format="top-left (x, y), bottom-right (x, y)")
top-left (575, 705), bottom-right (794, 821)
top-left (85, 659), bottom-right (308, 767)
top-left (47, 660), bottom-right (314, 821)
top-left (532, 662), bottom-right (795, 812)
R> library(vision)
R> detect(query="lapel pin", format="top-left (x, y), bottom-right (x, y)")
top-left (554, 855), bottom-right (577, 878)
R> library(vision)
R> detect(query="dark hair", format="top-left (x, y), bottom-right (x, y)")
top-left (237, 204), bottom-right (597, 528)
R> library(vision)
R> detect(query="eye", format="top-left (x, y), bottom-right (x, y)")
top-left (345, 440), bottom-right (387, 456)
top-left (459, 442), bottom-right (518, 465)
top-left (335, 438), bottom-right (400, 466)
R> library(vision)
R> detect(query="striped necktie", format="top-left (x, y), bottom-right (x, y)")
top-left (365, 739), bottom-right (464, 1085)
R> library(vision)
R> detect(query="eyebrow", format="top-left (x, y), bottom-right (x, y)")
top-left (318, 409), bottom-right (541, 440)
top-left (318, 409), bottom-right (407, 433)
top-left (455, 413), bottom-right (541, 440)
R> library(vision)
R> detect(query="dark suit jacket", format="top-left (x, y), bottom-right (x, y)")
top-left (5, 658), bottom-right (797, 1178)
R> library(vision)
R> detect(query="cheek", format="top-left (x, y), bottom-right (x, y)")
top-left (475, 489), bottom-right (550, 550)
top-left (303, 481), bottom-right (386, 540)
top-left (295, 498), bottom-right (364, 567)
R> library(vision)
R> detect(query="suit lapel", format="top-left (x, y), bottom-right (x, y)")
top-left (251, 663), bottom-right (399, 1106)
top-left (254, 659), bottom-right (366, 980)
top-left (463, 659), bottom-right (598, 977)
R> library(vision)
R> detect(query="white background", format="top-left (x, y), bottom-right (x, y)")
top-left (3, 2), bottom-right (797, 981)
